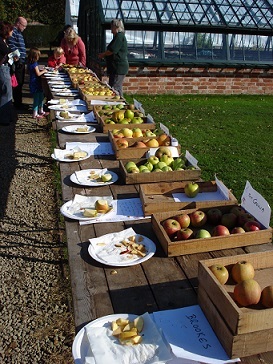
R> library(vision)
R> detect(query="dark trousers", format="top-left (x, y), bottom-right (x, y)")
top-left (12, 62), bottom-right (25, 107)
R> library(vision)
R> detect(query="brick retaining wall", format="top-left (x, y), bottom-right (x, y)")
top-left (95, 64), bottom-right (273, 95)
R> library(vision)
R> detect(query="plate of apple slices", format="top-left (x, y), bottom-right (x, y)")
top-left (60, 195), bottom-right (114, 221)
top-left (70, 169), bottom-right (118, 186)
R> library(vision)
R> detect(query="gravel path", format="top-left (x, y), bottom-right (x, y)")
top-left (0, 108), bottom-right (75, 363)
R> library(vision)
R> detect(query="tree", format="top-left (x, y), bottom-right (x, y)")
top-left (1, 0), bottom-right (65, 24)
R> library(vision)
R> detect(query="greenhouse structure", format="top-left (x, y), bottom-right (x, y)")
top-left (77, 0), bottom-right (273, 95)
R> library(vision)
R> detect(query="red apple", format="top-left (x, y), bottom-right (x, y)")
top-left (133, 141), bottom-right (147, 148)
top-left (231, 226), bottom-right (245, 234)
top-left (209, 264), bottom-right (229, 285)
top-left (116, 139), bottom-right (129, 149)
top-left (233, 279), bottom-right (261, 307)
top-left (207, 208), bottom-right (222, 225)
top-left (177, 228), bottom-right (194, 240)
top-left (221, 212), bottom-right (237, 230)
top-left (195, 229), bottom-right (211, 239)
top-left (211, 225), bottom-right (230, 236)
top-left (231, 261), bottom-right (255, 283)
top-left (175, 214), bottom-right (190, 229)
top-left (162, 219), bottom-right (181, 238)
top-left (190, 210), bottom-right (207, 227)
top-left (243, 220), bottom-right (261, 232)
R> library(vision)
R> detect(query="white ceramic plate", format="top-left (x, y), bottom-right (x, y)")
top-left (49, 105), bottom-right (87, 112)
top-left (72, 314), bottom-right (137, 364)
top-left (60, 199), bottom-right (114, 221)
top-left (88, 234), bottom-right (156, 266)
top-left (49, 84), bottom-right (72, 89)
top-left (70, 169), bottom-right (118, 186)
top-left (51, 150), bottom-right (91, 162)
top-left (55, 111), bottom-right (83, 121)
top-left (55, 91), bottom-right (79, 96)
top-left (62, 125), bottom-right (96, 134)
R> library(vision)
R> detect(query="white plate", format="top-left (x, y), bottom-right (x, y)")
top-left (49, 84), bottom-right (72, 89)
top-left (55, 91), bottom-right (79, 96)
top-left (49, 105), bottom-right (87, 112)
top-left (51, 150), bottom-right (91, 162)
top-left (60, 199), bottom-right (114, 221)
top-left (72, 314), bottom-right (137, 364)
top-left (56, 111), bottom-right (83, 121)
top-left (62, 125), bottom-right (96, 134)
top-left (88, 233), bottom-right (156, 266)
top-left (70, 169), bottom-right (118, 186)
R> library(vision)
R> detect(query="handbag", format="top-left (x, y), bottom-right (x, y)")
top-left (11, 74), bottom-right (18, 87)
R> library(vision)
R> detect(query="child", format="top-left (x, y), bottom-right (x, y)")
top-left (48, 47), bottom-right (66, 69)
top-left (27, 48), bottom-right (48, 119)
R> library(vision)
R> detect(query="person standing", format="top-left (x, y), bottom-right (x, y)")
top-left (27, 48), bottom-right (48, 119)
top-left (8, 16), bottom-right (27, 109)
top-left (98, 19), bottom-right (129, 97)
top-left (60, 27), bottom-right (86, 67)
top-left (0, 21), bottom-right (15, 126)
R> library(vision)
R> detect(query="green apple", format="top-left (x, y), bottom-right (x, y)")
top-left (184, 182), bottom-right (200, 198)
top-left (195, 229), bottom-right (211, 239)
top-left (160, 155), bottom-right (174, 166)
top-left (155, 146), bottom-right (172, 158)
top-left (128, 167), bottom-right (140, 173)
top-left (125, 161), bottom-right (137, 172)
top-left (144, 161), bottom-right (153, 171)
top-left (145, 130), bottom-right (156, 137)
top-left (124, 109), bottom-right (135, 119)
top-left (139, 165), bottom-right (150, 173)
top-left (119, 118), bottom-right (131, 124)
top-left (162, 166), bottom-right (173, 172)
top-left (132, 117), bottom-right (144, 124)
top-left (172, 157), bottom-right (185, 170)
top-left (155, 161), bottom-right (167, 170)
top-left (147, 156), bottom-right (159, 166)
top-left (101, 173), bottom-right (112, 182)
top-left (153, 168), bottom-right (163, 172)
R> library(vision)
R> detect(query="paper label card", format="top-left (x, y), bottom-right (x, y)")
top-left (241, 180), bottom-right (271, 228)
top-left (146, 114), bottom-right (154, 124)
top-left (186, 150), bottom-right (199, 168)
top-left (153, 305), bottom-right (239, 364)
top-left (160, 122), bottom-right (170, 135)
top-left (215, 175), bottom-right (230, 200)
top-left (134, 98), bottom-right (142, 110)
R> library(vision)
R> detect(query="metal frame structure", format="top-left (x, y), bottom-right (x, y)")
top-left (78, 0), bottom-right (273, 68)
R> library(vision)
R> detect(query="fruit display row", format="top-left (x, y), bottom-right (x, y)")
top-left (160, 204), bottom-right (265, 242)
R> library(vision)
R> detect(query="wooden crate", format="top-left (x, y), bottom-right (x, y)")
top-left (109, 134), bottom-right (150, 159)
top-left (198, 251), bottom-right (273, 358)
top-left (140, 180), bottom-right (237, 216)
top-left (99, 117), bottom-right (156, 133)
top-left (151, 205), bottom-right (272, 256)
top-left (120, 158), bottom-right (200, 185)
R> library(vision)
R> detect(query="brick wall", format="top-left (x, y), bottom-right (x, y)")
top-left (98, 64), bottom-right (273, 95)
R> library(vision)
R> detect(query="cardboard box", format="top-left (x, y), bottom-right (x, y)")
top-left (198, 250), bottom-right (273, 358)
top-left (141, 179), bottom-right (237, 216)
top-left (119, 152), bottom-right (199, 185)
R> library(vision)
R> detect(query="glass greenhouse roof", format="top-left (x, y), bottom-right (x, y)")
top-left (100, 0), bottom-right (273, 34)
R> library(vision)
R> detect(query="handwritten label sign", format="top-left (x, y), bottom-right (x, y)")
top-left (153, 305), bottom-right (239, 363)
top-left (241, 180), bottom-right (271, 228)
top-left (133, 98), bottom-right (142, 110)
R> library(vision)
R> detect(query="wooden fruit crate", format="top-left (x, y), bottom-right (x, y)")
top-left (109, 133), bottom-right (150, 159)
top-left (140, 180), bottom-right (237, 216)
top-left (198, 250), bottom-right (273, 358)
top-left (151, 205), bottom-right (272, 256)
top-left (119, 156), bottom-right (199, 185)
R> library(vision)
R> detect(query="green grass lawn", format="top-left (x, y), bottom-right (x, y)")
top-left (126, 94), bottom-right (273, 226)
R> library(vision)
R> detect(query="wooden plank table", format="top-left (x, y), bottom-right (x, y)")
top-left (52, 112), bottom-right (273, 364)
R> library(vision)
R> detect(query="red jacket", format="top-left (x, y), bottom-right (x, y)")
top-left (60, 36), bottom-right (86, 67)
top-left (48, 54), bottom-right (66, 68)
